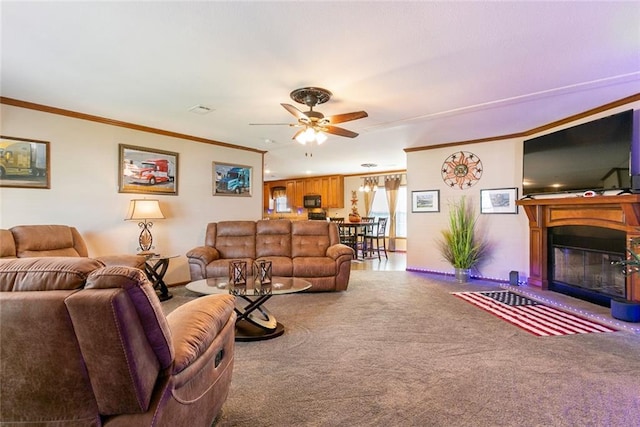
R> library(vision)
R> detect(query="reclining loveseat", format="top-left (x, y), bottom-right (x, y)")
top-left (0, 257), bottom-right (236, 426)
top-left (0, 224), bottom-right (145, 268)
top-left (186, 219), bottom-right (354, 292)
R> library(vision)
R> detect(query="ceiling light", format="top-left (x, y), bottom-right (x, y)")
top-left (295, 127), bottom-right (327, 145)
top-left (316, 132), bottom-right (327, 144)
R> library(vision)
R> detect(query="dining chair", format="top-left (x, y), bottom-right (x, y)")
top-left (358, 217), bottom-right (376, 257)
top-left (338, 223), bottom-right (358, 255)
top-left (330, 217), bottom-right (348, 241)
top-left (365, 217), bottom-right (388, 260)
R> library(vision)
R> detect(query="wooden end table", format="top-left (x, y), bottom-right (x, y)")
top-left (142, 254), bottom-right (178, 301)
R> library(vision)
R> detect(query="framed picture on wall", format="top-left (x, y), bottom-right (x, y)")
top-left (0, 136), bottom-right (50, 189)
top-left (411, 190), bottom-right (439, 212)
top-left (118, 144), bottom-right (179, 195)
top-left (213, 162), bottom-right (252, 196)
top-left (480, 187), bottom-right (518, 214)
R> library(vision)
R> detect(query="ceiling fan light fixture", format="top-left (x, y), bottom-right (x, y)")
top-left (295, 132), bottom-right (307, 144)
top-left (316, 131), bottom-right (327, 144)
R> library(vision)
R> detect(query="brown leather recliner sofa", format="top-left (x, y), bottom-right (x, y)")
top-left (0, 257), bottom-right (236, 426)
top-left (0, 224), bottom-right (146, 268)
top-left (186, 219), bottom-right (354, 292)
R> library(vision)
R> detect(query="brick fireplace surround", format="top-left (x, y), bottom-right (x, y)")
top-left (517, 194), bottom-right (640, 302)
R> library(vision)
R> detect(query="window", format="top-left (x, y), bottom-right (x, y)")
top-left (275, 196), bottom-right (290, 213)
top-left (369, 186), bottom-right (407, 238)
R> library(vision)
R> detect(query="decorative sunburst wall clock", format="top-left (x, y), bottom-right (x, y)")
top-left (441, 151), bottom-right (483, 189)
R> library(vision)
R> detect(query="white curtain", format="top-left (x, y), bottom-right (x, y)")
top-left (363, 177), bottom-right (378, 216)
top-left (384, 175), bottom-right (402, 251)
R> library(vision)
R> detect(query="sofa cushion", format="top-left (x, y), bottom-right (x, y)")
top-left (11, 225), bottom-right (89, 258)
top-left (205, 257), bottom-right (254, 279)
top-left (211, 221), bottom-right (256, 259)
top-left (292, 256), bottom-right (337, 277)
top-left (0, 229), bottom-right (17, 258)
top-left (256, 219), bottom-right (292, 258)
top-left (256, 256), bottom-right (293, 277)
top-left (291, 221), bottom-right (333, 258)
top-left (0, 257), bottom-right (104, 292)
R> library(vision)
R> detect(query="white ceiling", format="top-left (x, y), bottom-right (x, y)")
top-left (2, 1), bottom-right (639, 181)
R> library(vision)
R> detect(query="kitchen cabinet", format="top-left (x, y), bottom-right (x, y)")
top-left (263, 181), bottom-right (272, 210)
top-left (264, 175), bottom-right (344, 210)
top-left (294, 180), bottom-right (305, 208)
top-left (325, 176), bottom-right (344, 208)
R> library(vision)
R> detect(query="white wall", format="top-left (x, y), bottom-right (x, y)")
top-left (407, 138), bottom-right (529, 281)
top-left (0, 105), bottom-right (263, 284)
top-left (407, 100), bottom-right (640, 282)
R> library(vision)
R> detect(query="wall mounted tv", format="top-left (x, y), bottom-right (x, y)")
top-left (522, 109), bottom-right (635, 196)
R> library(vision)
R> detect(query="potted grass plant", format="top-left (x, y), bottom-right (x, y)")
top-left (436, 196), bottom-right (488, 283)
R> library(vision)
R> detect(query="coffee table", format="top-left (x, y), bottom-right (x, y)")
top-left (186, 276), bottom-right (311, 341)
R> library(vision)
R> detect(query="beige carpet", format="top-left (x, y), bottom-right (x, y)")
top-left (164, 270), bottom-right (640, 427)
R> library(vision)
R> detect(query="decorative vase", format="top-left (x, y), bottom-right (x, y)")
top-left (455, 268), bottom-right (471, 283)
top-left (349, 213), bottom-right (361, 223)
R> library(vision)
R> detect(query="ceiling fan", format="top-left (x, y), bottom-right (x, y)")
top-left (251, 87), bottom-right (368, 144)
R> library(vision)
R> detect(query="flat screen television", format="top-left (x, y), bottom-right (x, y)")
top-left (522, 109), bottom-right (635, 196)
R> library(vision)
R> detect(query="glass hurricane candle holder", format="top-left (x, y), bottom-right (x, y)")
top-left (228, 260), bottom-right (247, 295)
top-left (253, 260), bottom-right (272, 295)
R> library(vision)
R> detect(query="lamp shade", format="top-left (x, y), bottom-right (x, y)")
top-left (125, 199), bottom-right (165, 221)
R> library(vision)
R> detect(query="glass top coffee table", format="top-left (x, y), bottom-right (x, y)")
top-left (186, 277), bottom-right (311, 342)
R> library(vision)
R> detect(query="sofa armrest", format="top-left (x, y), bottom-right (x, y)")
top-left (166, 294), bottom-right (235, 375)
top-left (186, 246), bottom-right (219, 264)
top-left (326, 243), bottom-right (355, 260)
top-left (186, 246), bottom-right (220, 280)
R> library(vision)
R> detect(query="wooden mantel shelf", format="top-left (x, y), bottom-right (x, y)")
top-left (516, 194), bottom-right (640, 301)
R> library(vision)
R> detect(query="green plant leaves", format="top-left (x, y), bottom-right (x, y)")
top-left (436, 196), bottom-right (488, 269)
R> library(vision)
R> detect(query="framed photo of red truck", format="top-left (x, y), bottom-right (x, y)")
top-left (119, 144), bottom-right (178, 195)
top-left (0, 136), bottom-right (50, 189)
top-left (213, 162), bottom-right (252, 196)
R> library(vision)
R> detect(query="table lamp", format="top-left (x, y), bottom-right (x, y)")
top-left (125, 199), bottom-right (165, 253)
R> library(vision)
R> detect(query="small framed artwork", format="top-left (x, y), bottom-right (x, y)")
top-left (0, 136), bottom-right (50, 189)
top-left (480, 187), bottom-right (518, 214)
top-left (213, 162), bottom-right (252, 196)
top-left (119, 144), bottom-right (178, 195)
top-left (412, 190), bottom-right (440, 213)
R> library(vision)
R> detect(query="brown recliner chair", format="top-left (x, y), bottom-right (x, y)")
top-left (0, 257), bottom-right (236, 426)
top-left (0, 224), bottom-right (145, 268)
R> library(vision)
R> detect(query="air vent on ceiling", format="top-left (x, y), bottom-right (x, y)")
top-left (188, 105), bottom-right (214, 114)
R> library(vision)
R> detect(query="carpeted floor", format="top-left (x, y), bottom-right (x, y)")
top-left (164, 270), bottom-right (640, 427)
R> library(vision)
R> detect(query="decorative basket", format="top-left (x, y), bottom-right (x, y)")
top-left (348, 213), bottom-right (361, 223)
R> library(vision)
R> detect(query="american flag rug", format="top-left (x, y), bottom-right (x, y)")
top-left (452, 290), bottom-right (618, 337)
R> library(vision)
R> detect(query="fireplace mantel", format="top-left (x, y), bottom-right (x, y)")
top-left (517, 194), bottom-right (640, 301)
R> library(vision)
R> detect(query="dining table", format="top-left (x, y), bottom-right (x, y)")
top-left (338, 221), bottom-right (378, 260)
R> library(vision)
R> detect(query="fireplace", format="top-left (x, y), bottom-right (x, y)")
top-left (517, 195), bottom-right (640, 303)
top-left (548, 226), bottom-right (626, 306)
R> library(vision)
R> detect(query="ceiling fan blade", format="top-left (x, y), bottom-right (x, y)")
top-left (281, 103), bottom-right (310, 122)
top-left (324, 125), bottom-right (359, 138)
top-left (326, 111), bottom-right (368, 125)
